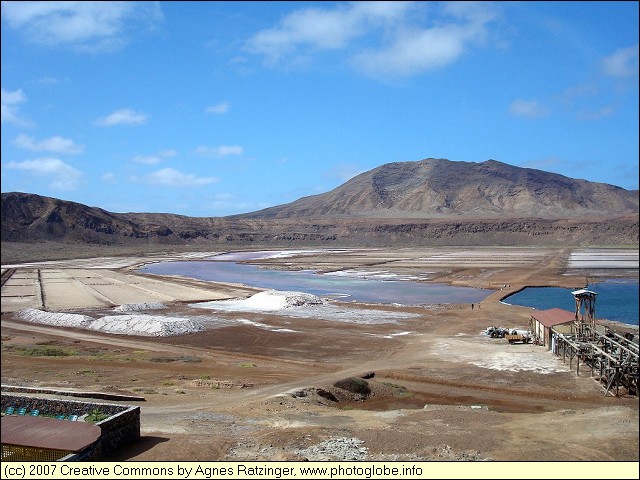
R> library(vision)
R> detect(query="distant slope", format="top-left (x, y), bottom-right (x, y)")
top-left (2, 158), bottom-right (639, 252)
top-left (235, 158), bottom-right (639, 219)
top-left (0, 192), bottom-right (202, 244)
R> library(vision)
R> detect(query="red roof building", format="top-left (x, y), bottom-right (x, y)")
top-left (530, 308), bottom-right (576, 349)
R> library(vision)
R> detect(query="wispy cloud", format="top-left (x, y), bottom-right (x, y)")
top-left (1, 88), bottom-right (33, 126)
top-left (13, 134), bottom-right (84, 154)
top-left (520, 156), bottom-right (564, 171)
top-left (520, 156), bottom-right (598, 180)
top-left (194, 145), bottom-right (244, 158)
top-left (6, 157), bottom-right (85, 190)
top-left (612, 163), bottom-right (639, 190)
top-left (323, 163), bottom-right (365, 182)
top-left (0, 1), bottom-right (164, 53)
top-left (208, 194), bottom-right (269, 215)
top-left (560, 83), bottom-right (599, 106)
top-left (205, 101), bottom-right (230, 114)
top-left (132, 149), bottom-right (176, 165)
top-left (245, 2), bottom-right (499, 79)
top-left (95, 108), bottom-right (147, 126)
top-left (602, 44), bottom-right (639, 78)
top-left (133, 168), bottom-right (219, 187)
top-left (246, 2), bottom-right (411, 61)
top-left (36, 76), bottom-right (68, 85)
top-left (508, 99), bottom-right (550, 119)
top-left (576, 106), bottom-right (615, 121)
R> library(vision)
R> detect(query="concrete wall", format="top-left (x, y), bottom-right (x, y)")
top-left (1, 393), bottom-right (140, 461)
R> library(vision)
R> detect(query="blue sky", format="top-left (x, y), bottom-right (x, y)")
top-left (1, 1), bottom-right (638, 217)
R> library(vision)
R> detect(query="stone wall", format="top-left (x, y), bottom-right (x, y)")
top-left (1, 392), bottom-right (140, 461)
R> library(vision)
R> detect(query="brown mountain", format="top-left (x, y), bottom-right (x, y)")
top-left (235, 158), bottom-right (639, 219)
top-left (1, 159), bottom-right (638, 256)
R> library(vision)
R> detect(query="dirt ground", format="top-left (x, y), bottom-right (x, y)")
top-left (1, 247), bottom-right (638, 464)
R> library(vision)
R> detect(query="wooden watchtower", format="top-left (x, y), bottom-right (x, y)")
top-left (571, 288), bottom-right (597, 338)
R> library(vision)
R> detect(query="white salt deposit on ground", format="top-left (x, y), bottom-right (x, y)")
top-left (431, 337), bottom-right (569, 374)
top-left (17, 308), bottom-right (203, 337)
top-left (566, 249), bottom-right (639, 269)
top-left (5, 251), bottom-right (220, 269)
top-left (324, 269), bottom-right (431, 282)
top-left (236, 318), bottom-right (299, 333)
top-left (212, 249), bottom-right (351, 262)
top-left (114, 302), bottom-right (166, 312)
top-left (363, 331), bottom-right (415, 339)
top-left (191, 290), bottom-right (420, 324)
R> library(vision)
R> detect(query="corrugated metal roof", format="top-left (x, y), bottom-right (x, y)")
top-left (530, 308), bottom-right (576, 327)
top-left (1, 415), bottom-right (101, 452)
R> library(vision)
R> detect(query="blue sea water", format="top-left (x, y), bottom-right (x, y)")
top-left (141, 260), bottom-right (492, 306)
top-left (502, 278), bottom-right (639, 326)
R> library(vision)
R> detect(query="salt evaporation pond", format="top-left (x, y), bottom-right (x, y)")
top-left (503, 278), bottom-right (639, 326)
top-left (141, 256), bottom-right (492, 306)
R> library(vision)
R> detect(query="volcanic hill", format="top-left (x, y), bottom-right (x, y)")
top-left (234, 158), bottom-right (638, 219)
top-left (2, 158), bottom-right (638, 257)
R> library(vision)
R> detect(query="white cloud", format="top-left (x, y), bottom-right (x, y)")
top-left (246, 2), bottom-right (412, 62)
top-left (13, 134), bottom-right (84, 154)
top-left (95, 108), bottom-right (147, 126)
top-left (508, 99), bottom-right (550, 119)
top-left (132, 149), bottom-right (176, 165)
top-left (194, 145), bottom-right (244, 158)
top-left (0, 1), bottom-right (164, 53)
top-left (602, 44), bottom-right (639, 78)
top-left (6, 157), bottom-right (85, 190)
top-left (353, 26), bottom-right (466, 78)
top-left (576, 106), bottom-right (615, 121)
top-left (1, 88), bottom-right (32, 126)
top-left (245, 1), bottom-right (498, 78)
top-left (101, 172), bottom-right (116, 182)
top-left (1, 88), bottom-right (27, 105)
top-left (135, 168), bottom-right (219, 187)
top-left (205, 101), bottom-right (230, 114)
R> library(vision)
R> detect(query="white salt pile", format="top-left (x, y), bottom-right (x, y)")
top-left (17, 308), bottom-right (203, 337)
top-left (114, 302), bottom-right (166, 312)
top-left (197, 290), bottom-right (326, 312)
top-left (18, 308), bottom-right (95, 328)
top-left (90, 315), bottom-right (203, 336)
top-left (246, 290), bottom-right (325, 309)
top-left (192, 289), bottom-right (419, 324)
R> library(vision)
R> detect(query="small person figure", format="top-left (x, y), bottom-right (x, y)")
top-left (471, 303), bottom-right (474, 310)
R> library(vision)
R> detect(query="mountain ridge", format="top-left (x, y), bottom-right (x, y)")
top-left (233, 158), bottom-right (638, 219)
top-left (2, 158), bottom-right (638, 251)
